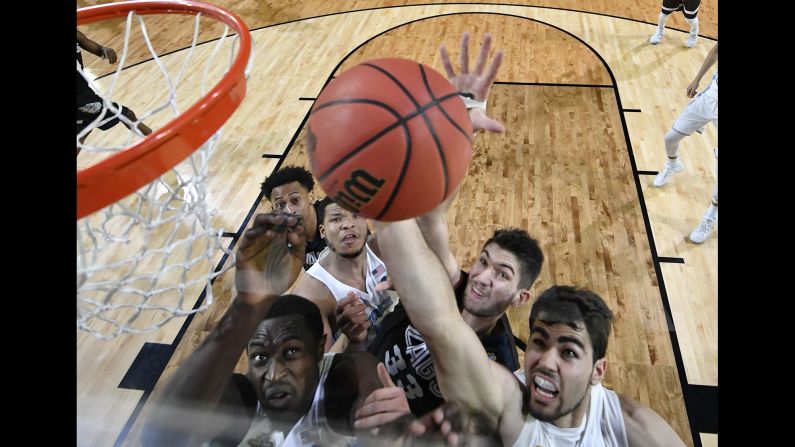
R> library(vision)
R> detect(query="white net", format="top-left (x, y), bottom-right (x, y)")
top-left (77, 7), bottom-right (251, 339)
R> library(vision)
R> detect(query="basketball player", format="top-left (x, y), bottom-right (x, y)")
top-left (76, 30), bottom-right (152, 153)
top-left (649, 0), bottom-right (702, 47)
top-left (141, 212), bottom-right (403, 446)
top-left (367, 185), bottom-right (544, 417)
top-left (261, 165), bottom-right (328, 269)
top-left (292, 197), bottom-right (396, 352)
top-left (373, 219), bottom-right (688, 446)
top-left (336, 33), bottom-right (539, 419)
top-left (652, 43), bottom-right (718, 243)
top-left (293, 31), bottom-right (510, 355)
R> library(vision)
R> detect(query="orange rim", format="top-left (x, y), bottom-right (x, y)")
top-left (77, 0), bottom-right (251, 219)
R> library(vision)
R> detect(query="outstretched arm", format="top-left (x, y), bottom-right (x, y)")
top-left (686, 43), bottom-right (717, 97)
top-left (374, 220), bottom-right (508, 426)
top-left (77, 30), bottom-right (118, 64)
top-left (407, 34), bottom-right (507, 285)
top-left (414, 184), bottom-right (463, 286)
top-left (142, 212), bottom-right (306, 445)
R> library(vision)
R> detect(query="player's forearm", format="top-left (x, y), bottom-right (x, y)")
top-left (377, 219), bottom-right (461, 339)
top-left (415, 215), bottom-right (461, 285)
top-left (693, 44), bottom-right (718, 84)
top-left (378, 219), bottom-right (505, 421)
top-left (144, 295), bottom-right (272, 445)
top-left (76, 30), bottom-right (105, 57)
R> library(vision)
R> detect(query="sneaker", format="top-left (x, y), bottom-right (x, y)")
top-left (685, 30), bottom-right (698, 48)
top-left (689, 215), bottom-right (716, 243)
top-left (650, 29), bottom-right (664, 44)
top-left (653, 159), bottom-right (684, 187)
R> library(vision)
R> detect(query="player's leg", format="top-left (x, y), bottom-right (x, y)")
top-left (652, 96), bottom-right (710, 187)
top-left (650, 0), bottom-right (680, 44)
top-left (683, 0), bottom-right (701, 48)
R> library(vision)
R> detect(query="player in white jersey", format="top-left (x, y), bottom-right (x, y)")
top-left (141, 212), bottom-right (409, 447)
top-left (293, 197), bottom-right (397, 351)
top-left (653, 43), bottom-right (718, 243)
top-left (372, 219), bottom-right (688, 446)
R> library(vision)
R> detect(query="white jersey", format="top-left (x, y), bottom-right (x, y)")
top-left (701, 71), bottom-right (717, 101)
top-left (511, 383), bottom-right (628, 447)
top-left (306, 243), bottom-right (397, 332)
top-left (236, 354), bottom-right (357, 447)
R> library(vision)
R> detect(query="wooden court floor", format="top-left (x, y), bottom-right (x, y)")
top-left (76, 1), bottom-right (718, 446)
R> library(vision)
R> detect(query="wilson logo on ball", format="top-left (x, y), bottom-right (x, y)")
top-left (333, 170), bottom-right (386, 212)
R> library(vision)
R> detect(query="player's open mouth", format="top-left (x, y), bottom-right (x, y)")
top-left (265, 390), bottom-right (292, 408)
top-left (531, 374), bottom-right (560, 402)
top-left (470, 284), bottom-right (487, 300)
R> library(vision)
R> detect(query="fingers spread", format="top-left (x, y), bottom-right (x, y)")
top-left (473, 33), bottom-right (492, 75)
top-left (439, 45), bottom-right (456, 78)
top-left (458, 32), bottom-right (470, 74)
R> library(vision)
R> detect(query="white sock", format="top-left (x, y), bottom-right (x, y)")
top-left (686, 17), bottom-right (699, 35)
top-left (664, 129), bottom-right (685, 158)
top-left (705, 203), bottom-right (717, 220)
top-left (657, 12), bottom-right (669, 32)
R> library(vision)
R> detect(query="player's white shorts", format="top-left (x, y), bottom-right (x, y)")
top-left (672, 89), bottom-right (717, 136)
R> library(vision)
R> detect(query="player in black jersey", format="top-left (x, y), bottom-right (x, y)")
top-left (76, 30), bottom-right (152, 154)
top-left (261, 166), bottom-right (328, 270)
top-left (356, 33), bottom-right (544, 418)
top-left (649, 0), bottom-right (702, 48)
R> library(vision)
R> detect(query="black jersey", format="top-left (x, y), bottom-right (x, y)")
top-left (76, 44), bottom-right (95, 101)
top-left (367, 271), bottom-right (520, 416)
top-left (302, 201), bottom-right (328, 270)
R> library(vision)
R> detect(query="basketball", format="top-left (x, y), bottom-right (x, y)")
top-left (307, 58), bottom-right (473, 221)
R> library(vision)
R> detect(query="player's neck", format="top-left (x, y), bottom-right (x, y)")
top-left (325, 249), bottom-right (368, 284)
top-left (461, 310), bottom-right (500, 336)
top-left (551, 385), bottom-right (591, 429)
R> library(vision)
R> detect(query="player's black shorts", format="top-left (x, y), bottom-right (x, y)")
top-left (77, 92), bottom-right (129, 135)
top-left (662, 0), bottom-right (701, 17)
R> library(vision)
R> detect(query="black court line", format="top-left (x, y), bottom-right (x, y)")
top-left (494, 81), bottom-right (613, 88)
top-left (325, 13), bottom-right (708, 446)
top-left (623, 108), bottom-right (642, 112)
top-left (659, 257), bottom-right (686, 264)
top-left (115, 106), bottom-right (312, 447)
top-left (246, 3), bottom-right (718, 41)
top-left (262, 153), bottom-right (282, 159)
top-left (299, 97), bottom-right (316, 101)
top-left (685, 384), bottom-right (718, 434)
top-left (92, 3), bottom-right (716, 83)
top-left (638, 170), bottom-right (658, 176)
top-left (113, 391), bottom-right (152, 447)
top-left (118, 343), bottom-right (174, 391)
top-left (492, 12), bottom-right (711, 446)
top-left (221, 232), bottom-right (237, 238)
top-left (111, 10), bottom-right (712, 447)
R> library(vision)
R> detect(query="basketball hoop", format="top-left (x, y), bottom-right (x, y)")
top-left (77, 0), bottom-right (252, 339)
